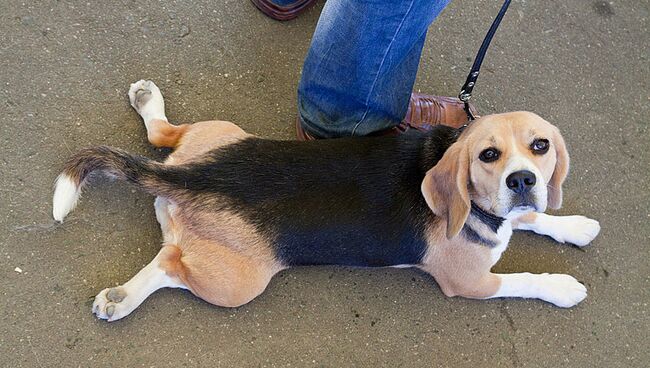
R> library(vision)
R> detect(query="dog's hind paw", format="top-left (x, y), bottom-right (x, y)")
top-left (92, 286), bottom-right (134, 322)
top-left (128, 80), bottom-right (166, 123)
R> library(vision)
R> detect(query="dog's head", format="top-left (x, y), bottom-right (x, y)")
top-left (422, 112), bottom-right (569, 239)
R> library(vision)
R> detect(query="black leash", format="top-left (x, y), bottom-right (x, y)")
top-left (458, 0), bottom-right (512, 122)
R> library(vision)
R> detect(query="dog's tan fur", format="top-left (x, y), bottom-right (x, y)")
top-left (146, 119), bottom-right (190, 148)
top-left (510, 212), bottom-right (539, 228)
top-left (147, 118), bottom-right (283, 307)
top-left (420, 231), bottom-right (499, 299)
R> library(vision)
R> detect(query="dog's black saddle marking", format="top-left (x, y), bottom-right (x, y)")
top-left (181, 126), bottom-right (459, 267)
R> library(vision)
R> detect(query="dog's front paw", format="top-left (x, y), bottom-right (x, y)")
top-left (538, 273), bottom-right (587, 308)
top-left (92, 286), bottom-right (133, 322)
top-left (557, 216), bottom-right (601, 247)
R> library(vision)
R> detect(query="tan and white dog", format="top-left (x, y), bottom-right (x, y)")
top-left (53, 80), bottom-right (600, 321)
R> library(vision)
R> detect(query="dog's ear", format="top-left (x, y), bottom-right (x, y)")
top-left (421, 142), bottom-right (471, 239)
top-left (547, 127), bottom-right (570, 209)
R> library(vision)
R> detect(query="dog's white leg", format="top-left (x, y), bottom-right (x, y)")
top-left (93, 247), bottom-right (185, 322)
top-left (127, 79), bottom-right (187, 148)
top-left (513, 212), bottom-right (600, 247)
top-left (154, 197), bottom-right (180, 244)
top-left (128, 79), bottom-right (168, 127)
top-left (488, 272), bottom-right (587, 308)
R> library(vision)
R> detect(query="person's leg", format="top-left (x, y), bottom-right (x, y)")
top-left (297, 0), bottom-right (450, 138)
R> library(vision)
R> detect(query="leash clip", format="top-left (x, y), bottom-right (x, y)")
top-left (458, 70), bottom-right (479, 102)
top-left (456, 0), bottom-right (511, 123)
top-left (458, 71), bottom-right (479, 121)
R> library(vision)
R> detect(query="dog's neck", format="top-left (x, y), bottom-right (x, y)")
top-left (469, 202), bottom-right (504, 232)
top-left (460, 202), bottom-right (505, 248)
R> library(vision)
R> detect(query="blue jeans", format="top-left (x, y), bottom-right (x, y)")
top-left (297, 0), bottom-right (450, 138)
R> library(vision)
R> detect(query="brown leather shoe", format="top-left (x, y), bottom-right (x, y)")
top-left (296, 93), bottom-right (478, 140)
top-left (402, 93), bottom-right (478, 130)
top-left (250, 0), bottom-right (317, 21)
top-left (296, 116), bottom-right (318, 140)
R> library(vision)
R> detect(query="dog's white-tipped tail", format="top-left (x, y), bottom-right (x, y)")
top-left (52, 174), bottom-right (81, 222)
top-left (52, 146), bottom-right (179, 223)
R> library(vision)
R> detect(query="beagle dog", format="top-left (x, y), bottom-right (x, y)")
top-left (52, 80), bottom-right (601, 322)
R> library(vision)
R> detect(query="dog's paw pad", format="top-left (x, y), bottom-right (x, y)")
top-left (92, 287), bottom-right (131, 322)
top-left (105, 304), bottom-right (116, 318)
top-left (128, 79), bottom-right (162, 111)
top-left (106, 287), bottom-right (127, 303)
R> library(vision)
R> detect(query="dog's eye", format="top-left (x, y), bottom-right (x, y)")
top-left (479, 148), bottom-right (500, 163)
top-left (531, 138), bottom-right (550, 154)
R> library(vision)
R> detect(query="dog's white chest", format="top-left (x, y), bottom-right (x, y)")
top-left (490, 222), bottom-right (513, 265)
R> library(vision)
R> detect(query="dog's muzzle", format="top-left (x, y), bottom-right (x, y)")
top-left (506, 170), bottom-right (538, 211)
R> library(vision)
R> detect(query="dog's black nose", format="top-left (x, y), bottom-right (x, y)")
top-left (506, 170), bottom-right (537, 194)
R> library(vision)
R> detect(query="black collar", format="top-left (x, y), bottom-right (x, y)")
top-left (470, 202), bottom-right (504, 233)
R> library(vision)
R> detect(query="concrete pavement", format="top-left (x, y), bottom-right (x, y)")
top-left (1, 0), bottom-right (648, 366)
